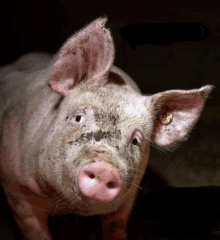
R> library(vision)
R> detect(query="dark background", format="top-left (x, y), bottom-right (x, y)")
top-left (1, 0), bottom-right (220, 239)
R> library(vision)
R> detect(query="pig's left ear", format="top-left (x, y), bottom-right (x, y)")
top-left (147, 85), bottom-right (214, 148)
top-left (48, 17), bottom-right (115, 96)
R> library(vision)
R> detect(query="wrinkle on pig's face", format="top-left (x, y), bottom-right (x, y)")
top-left (74, 129), bottom-right (121, 145)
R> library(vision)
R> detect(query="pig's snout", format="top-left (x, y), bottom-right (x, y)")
top-left (78, 162), bottom-right (122, 203)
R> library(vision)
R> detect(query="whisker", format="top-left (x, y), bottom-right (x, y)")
top-left (52, 201), bottom-right (59, 225)
top-left (150, 141), bottom-right (167, 155)
top-left (63, 214), bottom-right (76, 223)
top-left (131, 181), bottom-right (142, 190)
top-left (128, 167), bottom-right (146, 175)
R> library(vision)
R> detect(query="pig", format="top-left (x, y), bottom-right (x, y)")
top-left (0, 17), bottom-right (213, 240)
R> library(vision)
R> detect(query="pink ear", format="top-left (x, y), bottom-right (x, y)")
top-left (148, 85), bottom-right (214, 148)
top-left (48, 17), bottom-right (115, 96)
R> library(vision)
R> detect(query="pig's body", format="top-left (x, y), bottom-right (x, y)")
top-left (0, 18), bottom-right (213, 240)
top-left (0, 53), bottom-right (150, 239)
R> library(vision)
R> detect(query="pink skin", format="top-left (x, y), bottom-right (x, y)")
top-left (78, 162), bottom-right (122, 203)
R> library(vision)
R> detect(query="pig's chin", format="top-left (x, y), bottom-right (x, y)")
top-left (74, 198), bottom-right (124, 216)
top-left (80, 194), bottom-right (118, 205)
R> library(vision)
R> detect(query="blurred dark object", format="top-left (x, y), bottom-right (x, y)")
top-left (137, 186), bottom-right (220, 237)
top-left (121, 23), bottom-right (209, 49)
top-left (1, 185), bottom-right (220, 239)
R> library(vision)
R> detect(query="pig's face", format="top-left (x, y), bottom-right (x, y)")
top-left (41, 83), bottom-right (152, 216)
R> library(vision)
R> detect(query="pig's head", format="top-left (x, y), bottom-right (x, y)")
top-left (36, 18), bottom-right (213, 216)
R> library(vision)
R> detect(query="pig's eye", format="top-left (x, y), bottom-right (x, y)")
top-left (132, 138), bottom-right (139, 146)
top-left (75, 115), bottom-right (84, 122)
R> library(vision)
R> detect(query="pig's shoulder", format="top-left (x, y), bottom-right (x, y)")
top-left (110, 66), bottom-right (141, 94)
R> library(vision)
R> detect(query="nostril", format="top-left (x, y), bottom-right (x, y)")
top-left (87, 172), bottom-right (95, 179)
top-left (88, 173), bottom-right (95, 179)
top-left (107, 181), bottom-right (115, 189)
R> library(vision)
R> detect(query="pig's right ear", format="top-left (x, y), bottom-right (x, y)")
top-left (48, 17), bottom-right (115, 96)
top-left (147, 85), bottom-right (214, 149)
